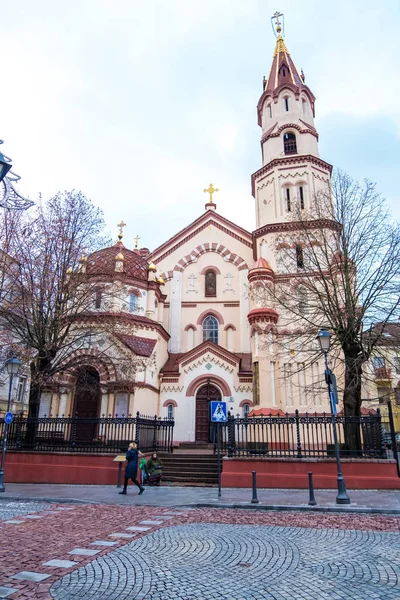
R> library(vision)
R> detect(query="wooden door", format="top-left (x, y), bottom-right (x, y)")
top-left (74, 367), bottom-right (100, 442)
top-left (195, 383), bottom-right (221, 442)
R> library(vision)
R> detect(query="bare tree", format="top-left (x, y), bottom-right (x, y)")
top-left (266, 170), bottom-right (400, 420)
top-left (0, 191), bottom-right (112, 417)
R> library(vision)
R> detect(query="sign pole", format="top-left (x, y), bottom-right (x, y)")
top-left (217, 420), bottom-right (221, 499)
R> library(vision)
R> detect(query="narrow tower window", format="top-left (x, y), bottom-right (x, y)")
top-left (284, 132), bottom-right (297, 154)
top-left (285, 188), bottom-right (291, 212)
top-left (299, 186), bottom-right (305, 209)
top-left (283, 97), bottom-right (290, 112)
top-left (302, 99), bottom-right (307, 114)
top-left (267, 104), bottom-right (272, 118)
top-left (296, 245), bottom-right (304, 269)
top-left (95, 288), bottom-right (102, 309)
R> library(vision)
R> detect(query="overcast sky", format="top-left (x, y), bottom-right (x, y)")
top-left (1, 0), bottom-right (399, 251)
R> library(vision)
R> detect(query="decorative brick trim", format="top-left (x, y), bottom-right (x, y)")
top-left (184, 323), bottom-right (197, 331)
top-left (224, 302), bottom-right (240, 307)
top-left (186, 375), bottom-right (231, 397)
top-left (200, 265), bottom-right (221, 275)
top-left (224, 323), bottom-right (237, 331)
top-left (163, 399), bottom-right (178, 407)
top-left (253, 218), bottom-right (341, 239)
top-left (170, 241), bottom-right (249, 273)
top-left (196, 308), bottom-right (224, 325)
top-left (239, 399), bottom-right (254, 407)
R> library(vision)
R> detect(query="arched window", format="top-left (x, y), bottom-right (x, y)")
top-left (297, 286), bottom-right (308, 315)
top-left (205, 270), bottom-right (217, 297)
top-left (284, 132), bottom-right (297, 154)
top-left (302, 99), bottom-right (308, 114)
top-left (282, 96), bottom-right (290, 112)
top-left (266, 104), bottom-right (272, 118)
top-left (187, 326), bottom-right (195, 351)
top-left (284, 187), bottom-right (291, 212)
top-left (296, 245), bottom-right (304, 269)
top-left (203, 315), bottom-right (219, 344)
top-left (95, 288), bottom-right (102, 309)
top-left (243, 403), bottom-right (251, 418)
top-left (167, 404), bottom-right (174, 420)
top-left (298, 185), bottom-right (305, 209)
top-left (226, 327), bottom-right (234, 351)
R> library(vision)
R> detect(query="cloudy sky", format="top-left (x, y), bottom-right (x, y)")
top-left (1, 0), bottom-right (399, 251)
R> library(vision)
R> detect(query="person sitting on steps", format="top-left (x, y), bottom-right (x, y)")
top-left (119, 442), bottom-right (145, 495)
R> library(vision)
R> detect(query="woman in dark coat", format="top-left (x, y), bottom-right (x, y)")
top-left (119, 442), bottom-right (145, 495)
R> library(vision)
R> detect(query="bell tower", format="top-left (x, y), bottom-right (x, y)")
top-left (252, 11), bottom-right (333, 268)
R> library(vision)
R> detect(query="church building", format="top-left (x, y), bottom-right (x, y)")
top-left (38, 14), bottom-right (333, 442)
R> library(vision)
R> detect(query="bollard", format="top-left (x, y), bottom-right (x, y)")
top-left (251, 471), bottom-right (259, 504)
top-left (308, 471), bottom-right (317, 506)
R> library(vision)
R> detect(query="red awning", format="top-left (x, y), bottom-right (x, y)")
top-left (248, 408), bottom-right (286, 417)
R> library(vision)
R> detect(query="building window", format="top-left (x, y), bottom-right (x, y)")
top-left (95, 288), bottom-right (102, 309)
top-left (296, 245), bottom-right (304, 269)
top-left (282, 96), bottom-right (290, 112)
top-left (302, 99), bottom-right (307, 114)
top-left (203, 315), bottom-right (219, 344)
top-left (187, 326), bottom-right (195, 351)
top-left (299, 186), bottom-right (305, 209)
top-left (373, 356), bottom-right (385, 369)
top-left (297, 287), bottom-right (308, 315)
top-left (129, 293), bottom-right (137, 313)
top-left (16, 376), bottom-right (26, 404)
top-left (167, 404), bottom-right (174, 420)
top-left (243, 403), bottom-right (250, 418)
top-left (267, 104), bottom-right (272, 118)
top-left (285, 188), bottom-right (291, 212)
top-left (284, 132), bottom-right (297, 154)
top-left (205, 270), bottom-right (217, 297)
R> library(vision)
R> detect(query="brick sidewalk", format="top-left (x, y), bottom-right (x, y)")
top-left (0, 502), bottom-right (399, 598)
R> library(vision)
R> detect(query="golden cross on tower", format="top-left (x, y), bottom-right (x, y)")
top-left (117, 220), bottom-right (127, 241)
top-left (272, 10), bottom-right (283, 37)
top-left (133, 234), bottom-right (141, 249)
top-left (203, 183), bottom-right (219, 204)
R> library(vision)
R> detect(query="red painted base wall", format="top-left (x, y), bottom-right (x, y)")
top-left (4, 453), bottom-right (140, 486)
top-left (221, 457), bottom-right (400, 489)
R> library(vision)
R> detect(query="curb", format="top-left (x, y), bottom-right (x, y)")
top-left (1, 496), bottom-right (400, 515)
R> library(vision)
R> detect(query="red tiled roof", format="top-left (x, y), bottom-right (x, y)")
top-left (86, 242), bottom-right (148, 281)
top-left (116, 333), bottom-right (157, 357)
top-left (160, 348), bottom-right (252, 375)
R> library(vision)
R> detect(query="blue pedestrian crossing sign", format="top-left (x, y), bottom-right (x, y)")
top-left (210, 401), bottom-right (227, 422)
top-left (4, 412), bottom-right (13, 424)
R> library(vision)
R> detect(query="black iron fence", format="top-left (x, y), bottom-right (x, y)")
top-left (0, 412), bottom-right (174, 454)
top-left (214, 409), bottom-right (387, 459)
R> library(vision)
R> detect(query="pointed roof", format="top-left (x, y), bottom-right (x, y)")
top-left (252, 257), bottom-right (273, 270)
top-left (264, 35), bottom-right (303, 94)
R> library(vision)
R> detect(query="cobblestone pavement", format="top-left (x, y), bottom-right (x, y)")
top-left (0, 502), bottom-right (399, 599)
top-left (51, 523), bottom-right (400, 600)
top-left (0, 500), bottom-right (49, 521)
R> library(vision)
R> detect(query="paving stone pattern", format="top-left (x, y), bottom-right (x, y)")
top-left (51, 523), bottom-right (400, 600)
top-left (0, 501), bottom-right (49, 522)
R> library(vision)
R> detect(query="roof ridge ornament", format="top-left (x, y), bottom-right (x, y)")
top-left (117, 220), bottom-right (127, 242)
top-left (271, 10), bottom-right (284, 38)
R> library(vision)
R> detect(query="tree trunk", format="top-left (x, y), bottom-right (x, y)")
top-left (343, 355), bottom-right (363, 453)
top-left (26, 366), bottom-right (41, 448)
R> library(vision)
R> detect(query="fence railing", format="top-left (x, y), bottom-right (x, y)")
top-left (0, 412), bottom-right (174, 454)
top-left (214, 409), bottom-right (387, 459)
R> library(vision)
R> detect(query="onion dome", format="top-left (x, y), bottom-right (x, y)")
top-left (248, 257), bottom-right (275, 283)
top-left (148, 261), bottom-right (157, 272)
top-left (157, 276), bottom-right (165, 286)
top-left (86, 242), bottom-right (149, 281)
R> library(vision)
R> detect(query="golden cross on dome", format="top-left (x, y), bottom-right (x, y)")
top-left (203, 183), bottom-right (219, 203)
top-left (134, 234), bottom-right (141, 249)
top-left (117, 220), bottom-right (127, 241)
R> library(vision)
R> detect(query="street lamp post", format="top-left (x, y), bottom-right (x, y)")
top-left (0, 140), bottom-right (34, 210)
top-left (0, 356), bottom-right (21, 493)
top-left (317, 329), bottom-right (351, 505)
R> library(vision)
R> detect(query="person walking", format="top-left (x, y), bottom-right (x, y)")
top-left (119, 442), bottom-right (145, 495)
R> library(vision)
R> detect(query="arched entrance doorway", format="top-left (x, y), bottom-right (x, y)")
top-left (74, 367), bottom-right (100, 441)
top-left (195, 382), bottom-right (222, 442)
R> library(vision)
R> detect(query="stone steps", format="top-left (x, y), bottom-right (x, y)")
top-left (159, 450), bottom-right (220, 485)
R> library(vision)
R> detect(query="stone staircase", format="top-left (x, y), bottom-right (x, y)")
top-left (159, 443), bottom-right (220, 486)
